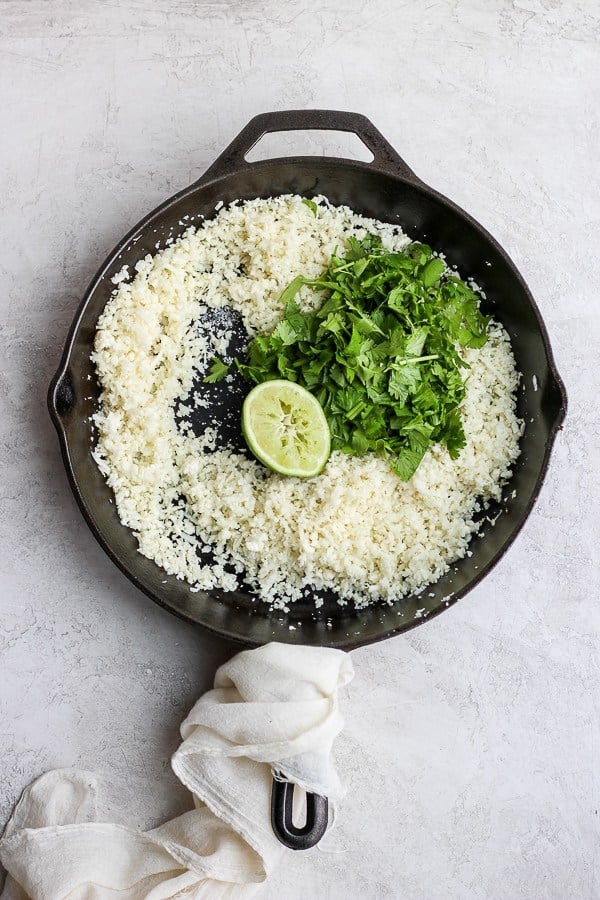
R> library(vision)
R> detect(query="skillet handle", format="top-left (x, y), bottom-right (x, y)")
top-left (271, 777), bottom-right (329, 850)
top-left (199, 109), bottom-right (421, 184)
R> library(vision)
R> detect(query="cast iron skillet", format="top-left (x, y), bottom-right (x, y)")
top-left (48, 109), bottom-right (567, 849)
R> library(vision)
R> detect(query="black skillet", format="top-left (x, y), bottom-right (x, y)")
top-left (48, 110), bottom-right (567, 849)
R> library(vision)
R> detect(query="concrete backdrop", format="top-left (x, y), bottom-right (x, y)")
top-left (1, 1), bottom-right (599, 897)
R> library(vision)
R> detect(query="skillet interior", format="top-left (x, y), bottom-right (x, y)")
top-left (49, 148), bottom-right (566, 649)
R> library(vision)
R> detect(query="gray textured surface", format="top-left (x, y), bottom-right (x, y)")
top-left (1, 1), bottom-right (598, 897)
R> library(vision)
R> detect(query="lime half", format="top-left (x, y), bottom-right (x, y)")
top-left (242, 380), bottom-right (331, 478)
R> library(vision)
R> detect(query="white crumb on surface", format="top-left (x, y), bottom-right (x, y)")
top-left (91, 194), bottom-right (522, 609)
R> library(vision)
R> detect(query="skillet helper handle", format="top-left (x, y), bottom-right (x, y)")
top-left (48, 366), bottom-right (76, 424)
top-left (271, 778), bottom-right (329, 850)
top-left (199, 109), bottom-right (420, 183)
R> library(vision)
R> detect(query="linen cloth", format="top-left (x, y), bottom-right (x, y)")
top-left (0, 643), bottom-right (354, 899)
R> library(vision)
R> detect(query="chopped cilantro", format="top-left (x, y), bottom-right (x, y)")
top-left (302, 198), bottom-right (318, 216)
top-left (203, 357), bottom-right (230, 383)
top-left (233, 233), bottom-right (489, 480)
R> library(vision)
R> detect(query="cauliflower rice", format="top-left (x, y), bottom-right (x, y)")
top-left (92, 195), bottom-right (522, 609)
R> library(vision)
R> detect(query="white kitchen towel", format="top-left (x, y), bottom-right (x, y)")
top-left (0, 642), bottom-right (354, 899)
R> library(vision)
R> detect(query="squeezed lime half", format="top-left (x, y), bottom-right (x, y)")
top-left (242, 380), bottom-right (331, 478)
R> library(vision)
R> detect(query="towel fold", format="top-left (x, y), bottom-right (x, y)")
top-left (0, 643), bottom-right (354, 899)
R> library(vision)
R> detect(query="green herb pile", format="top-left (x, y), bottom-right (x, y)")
top-left (206, 232), bottom-right (490, 480)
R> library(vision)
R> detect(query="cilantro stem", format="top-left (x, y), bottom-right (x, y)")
top-left (392, 354), bottom-right (440, 365)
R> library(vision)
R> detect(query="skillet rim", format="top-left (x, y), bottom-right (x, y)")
top-left (48, 148), bottom-right (568, 649)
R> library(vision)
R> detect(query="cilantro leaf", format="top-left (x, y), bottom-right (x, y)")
top-left (279, 276), bottom-right (306, 306)
top-left (420, 257), bottom-right (446, 287)
top-left (203, 358), bottom-right (230, 383)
